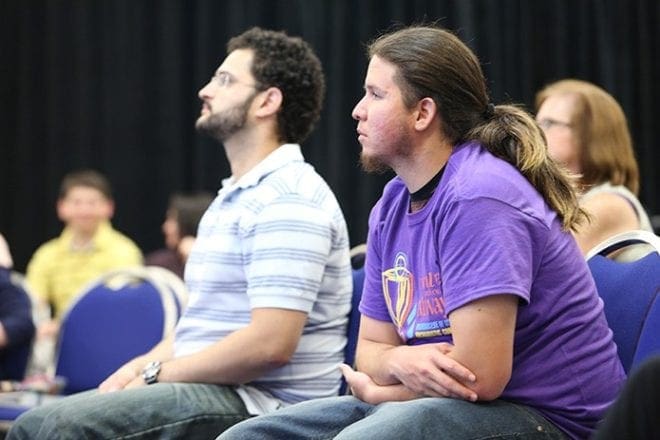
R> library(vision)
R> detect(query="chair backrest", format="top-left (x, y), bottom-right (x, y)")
top-left (144, 265), bottom-right (189, 314)
top-left (340, 244), bottom-right (367, 394)
top-left (54, 267), bottom-right (184, 394)
top-left (344, 267), bottom-right (365, 370)
top-left (586, 230), bottom-right (660, 374)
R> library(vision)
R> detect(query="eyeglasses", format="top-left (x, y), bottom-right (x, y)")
top-left (210, 71), bottom-right (260, 89)
top-left (537, 118), bottom-right (573, 131)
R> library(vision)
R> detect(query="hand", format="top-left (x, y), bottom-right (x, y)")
top-left (37, 320), bottom-right (60, 339)
top-left (387, 343), bottom-right (477, 401)
top-left (123, 375), bottom-right (147, 391)
top-left (340, 364), bottom-right (380, 403)
top-left (177, 236), bottom-right (196, 261)
top-left (98, 363), bottom-right (142, 393)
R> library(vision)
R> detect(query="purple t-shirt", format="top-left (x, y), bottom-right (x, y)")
top-left (360, 142), bottom-right (625, 440)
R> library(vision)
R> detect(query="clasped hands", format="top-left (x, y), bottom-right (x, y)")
top-left (340, 342), bottom-right (477, 405)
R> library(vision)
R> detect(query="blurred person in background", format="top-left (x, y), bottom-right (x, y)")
top-left (145, 192), bottom-right (213, 278)
top-left (535, 79), bottom-right (653, 254)
top-left (0, 233), bottom-right (35, 380)
top-left (25, 169), bottom-right (142, 372)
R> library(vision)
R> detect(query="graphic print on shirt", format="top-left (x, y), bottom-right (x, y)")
top-left (382, 251), bottom-right (451, 342)
top-left (382, 252), bottom-right (415, 339)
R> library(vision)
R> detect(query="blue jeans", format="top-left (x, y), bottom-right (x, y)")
top-left (218, 395), bottom-right (567, 440)
top-left (8, 383), bottom-right (251, 439)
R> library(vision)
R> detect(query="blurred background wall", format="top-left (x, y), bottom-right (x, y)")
top-left (1, 0), bottom-right (658, 271)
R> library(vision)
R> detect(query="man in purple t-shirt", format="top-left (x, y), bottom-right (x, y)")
top-left (219, 25), bottom-right (624, 440)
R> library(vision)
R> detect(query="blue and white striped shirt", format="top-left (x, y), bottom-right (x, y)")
top-left (174, 144), bottom-right (352, 414)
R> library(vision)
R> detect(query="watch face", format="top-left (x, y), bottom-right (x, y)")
top-left (142, 361), bottom-right (161, 384)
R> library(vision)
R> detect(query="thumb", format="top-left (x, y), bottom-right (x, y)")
top-left (339, 363), bottom-right (354, 378)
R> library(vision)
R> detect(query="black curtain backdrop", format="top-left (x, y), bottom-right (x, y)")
top-left (1, 0), bottom-right (658, 271)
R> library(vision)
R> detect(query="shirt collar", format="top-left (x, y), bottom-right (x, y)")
top-left (59, 220), bottom-right (114, 252)
top-left (220, 143), bottom-right (304, 193)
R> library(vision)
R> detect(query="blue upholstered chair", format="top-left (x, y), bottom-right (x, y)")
top-left (340, 245), bottom-right (366, 394)
top-left (0, 266), bottom-right (186, 426)
top-left (344, 267), bottom-right (365, 372)
top-left (586, 230), bottom-right (660, 374)
top-left (55, 267), bottom-right (184, 394)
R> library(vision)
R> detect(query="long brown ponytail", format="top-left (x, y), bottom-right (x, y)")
top-left (467, 105), bottom-right (587, 231)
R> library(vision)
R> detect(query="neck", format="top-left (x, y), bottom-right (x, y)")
top-left (393, 135), bottom-right (453, 193)
top-left (70, 228), bottom-right (97, 249)
top-left (222, 128), bottom-right (281, 180)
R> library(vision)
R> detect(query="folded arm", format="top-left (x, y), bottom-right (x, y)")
top-left (354, 294), bottom-right (518, 402)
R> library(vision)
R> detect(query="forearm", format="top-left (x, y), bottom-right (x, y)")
top-left (355, 338), bottom-right (401, 386)
top-left (157, 324), bottom-right (290, 385)
top-left (364, 383), bottom-right (421, 404)
top-left (125, 333), bottom-right (175, 371)
top-left (341, 363), bottom-right (420, 404)
top-left (99, 333), bottom-right (176, 392)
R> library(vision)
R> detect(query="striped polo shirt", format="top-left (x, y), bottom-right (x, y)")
top-left (174, 144), bottom-right (352, 414)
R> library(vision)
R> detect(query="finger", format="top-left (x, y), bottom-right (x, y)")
top-left (432, 342), bottom-right (454, 354)
top-left (98, 380), bottom-right (118, 393)
top-left (429, 374), bottom-right (478, 401)
top-left (432, 357), bottom-right (476, 383)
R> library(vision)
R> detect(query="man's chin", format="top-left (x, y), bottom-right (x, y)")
top-left (195, 119), bottom-right (217, 138)
top-left (360, 152), bottom-right (391, 174)
top-left (194, 116), bottom-right (208, 131)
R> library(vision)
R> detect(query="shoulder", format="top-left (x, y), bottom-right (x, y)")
top-left (145, 248), bottom-right (178, 265)
top-left (447, 143), bottom-right (527, 196)
top-left (442, 143), bottom-right (553, 225)
top-left (269, 161), bottom-right (329, 197)
top-left (102, 227), bottom-right (143, 258)
top-left (29, 237), bottom-right (61, 261)
top-left (369, 177), bottom-right (407, 220)
top-left (256, 161), bottom-right (344, 220)
top-left (107, 228), bottom-right (139, 246)
top-left (575, 192), bottom-right (639, 253)
top-left (581, 191), bottom-right (639, 227)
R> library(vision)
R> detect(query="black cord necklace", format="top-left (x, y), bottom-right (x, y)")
top-left (410, 165), bottom-right (446, 203)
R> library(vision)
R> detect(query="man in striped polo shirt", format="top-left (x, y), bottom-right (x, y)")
top-left (9, 27), bottom-right (352, 440)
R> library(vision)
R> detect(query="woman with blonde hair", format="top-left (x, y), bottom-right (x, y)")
top-left (535, 79), bottom-right (653, 254)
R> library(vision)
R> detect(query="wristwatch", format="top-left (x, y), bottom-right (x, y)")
top-left (141, 361), bottom-right (162, 385)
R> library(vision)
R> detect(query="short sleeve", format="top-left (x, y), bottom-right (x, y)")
top-left (440, 197), bottom-right (540, 315)
top-left (358, 201), bottom-right (392, 322)
top-left (244, 195), bottom-right (332, 313)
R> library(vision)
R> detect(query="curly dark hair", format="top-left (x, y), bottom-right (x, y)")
top-left (227, 27), bottom-right (325, 144)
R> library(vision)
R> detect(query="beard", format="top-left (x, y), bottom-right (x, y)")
top-left (360, 152), bottom-right (391, 174)
top-left (195, 92), bottom-right (256, 142)
top-left (359, 126), bottom-right (412, 174)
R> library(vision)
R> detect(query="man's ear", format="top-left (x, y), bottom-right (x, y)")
top-left (414, 97), bottom-right (438, 131)
top-left (254, 87), bottom-right (283, 118)
top-left (103, 200), bottom-right (115, 220)
top-left (56, 199), bottom-right (68, 222)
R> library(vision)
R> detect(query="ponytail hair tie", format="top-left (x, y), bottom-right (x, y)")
top-left (483, 102), bottom-right (496, 119)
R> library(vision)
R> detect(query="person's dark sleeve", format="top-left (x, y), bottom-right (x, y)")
top-left (0, 268), bottom-right (36, 348)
